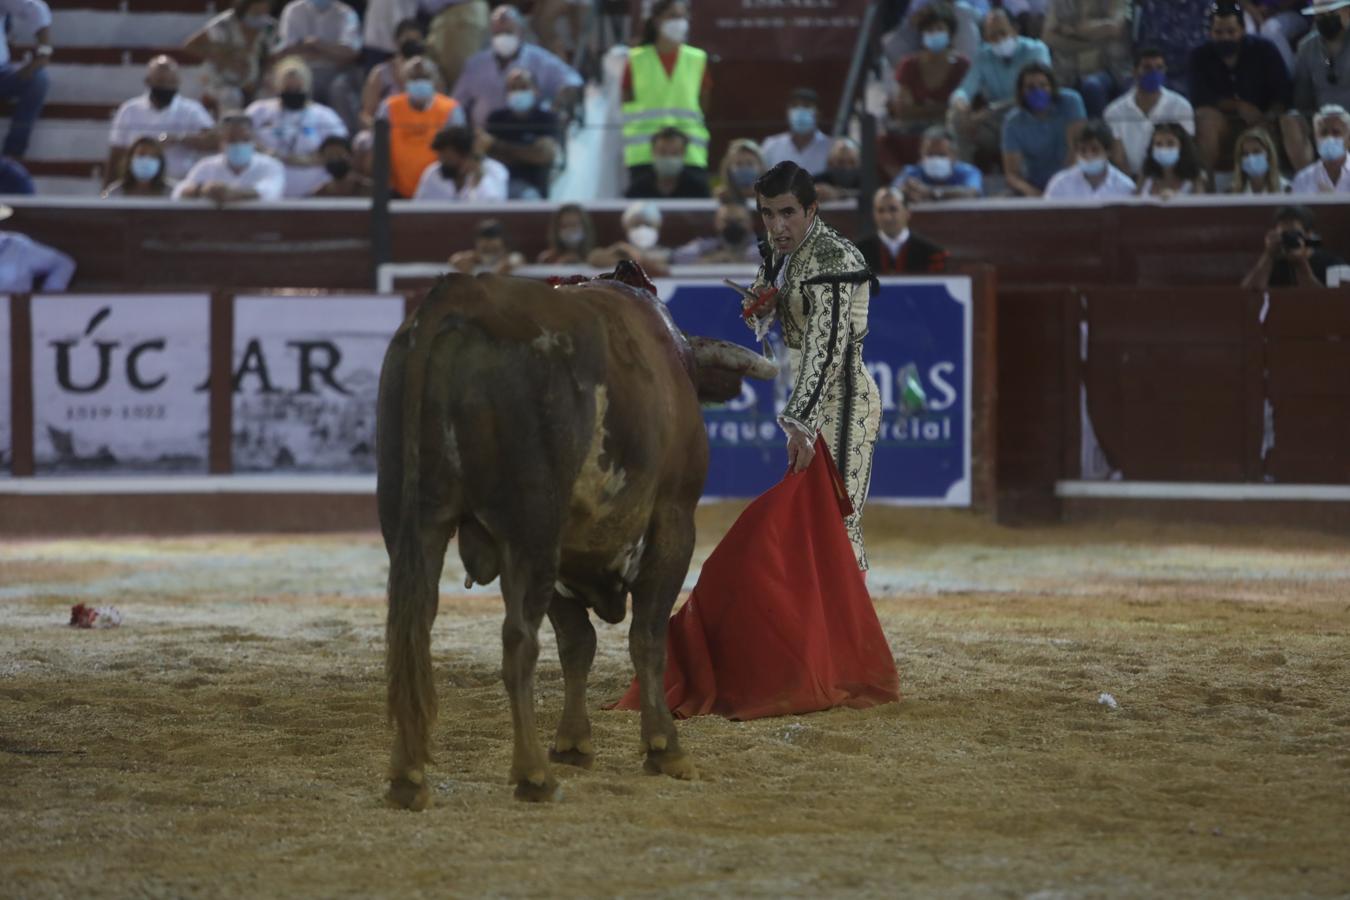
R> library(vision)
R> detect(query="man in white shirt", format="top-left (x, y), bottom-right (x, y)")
top-left (1045, 119), bottom-right (1137, 198)
top-left (760, 87), bottom-right (833, 177)
top-left (0, 205), bottom-right (74, 291)
top-left (246, 58), bottom-right (348, 197)
top-left (106, 56), bottom-right (216, 185)
top-left (0, 0), bottom-right (54, 158)
top-left (273, 0), bottom-right (363, 127)
top-left (1104, 47), bottom-right (1196, 176)
top-left (413, 125), bottom-right (509, 200)
top-left (172, 113), bottom-right (286, 203)
top-left (1292, 103), bottom-right (1350, 194)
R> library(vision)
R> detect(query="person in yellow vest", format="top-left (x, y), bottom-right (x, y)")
top-left (376, 56), bottom-right (466, 198)
top-left (621, 0), bottom-right (711, 182)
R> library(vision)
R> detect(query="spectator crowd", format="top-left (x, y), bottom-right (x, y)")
top-left (3, 0), bottom-right (1350, 290)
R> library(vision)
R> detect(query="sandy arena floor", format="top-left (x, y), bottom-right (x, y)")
top-left (2, 507), bottom-right (1349, 899)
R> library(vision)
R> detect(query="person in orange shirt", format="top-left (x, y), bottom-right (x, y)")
top-left (376, 56), bottom-right (465, 198)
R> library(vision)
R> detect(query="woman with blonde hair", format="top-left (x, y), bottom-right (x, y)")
top-left (1230, 127), bottom-right (1287, 195)
top-left (537, 203), bottom-right (596, 265)
top-left (715, 138), bottom-right (766, 205)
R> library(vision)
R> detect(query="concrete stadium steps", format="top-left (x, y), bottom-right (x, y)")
top-left (51, 10), bottom-right (209, 47)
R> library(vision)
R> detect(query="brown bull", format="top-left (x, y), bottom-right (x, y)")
top-left (378, 268), bottom-right (774, 808)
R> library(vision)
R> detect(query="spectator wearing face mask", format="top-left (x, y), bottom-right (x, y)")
top-left (1136, 122), bottom-right (1209, 197)
top-left (106, 56), bottom-right (215, 188)
top-left (715, 138), bottom-right (767, 206)
top-left (890, 6), bottom-right (971, 136)
top-left (671, 200), bottom-right (761, 265)
top-left (856, 187), bottom-right (948, 275)
top-left (761, 88), bottom-right (832, 177)
top-left (1044, 119), bottom-right (1135, 198)
top-left (882, 0), bottom-right (982, 67)
top-left (455, 4), bottom-right (583, 130)
top-left (1104, 47), bottom-right (1197, 177)
top-left (311, 134), bottom-right (371, 195)
top-left (0, 205), bottom-right (74, 292)
top-left (483, 67), bottom-right (559, 199)
top-left (246, 57), bottom-right (348, 197)
top-left (361, 0), bottom-right (417, 70)
top-left (1292, 103), bottom-right (1350, 192)
top-left (450, 219), bottom-right (524, 274)
top-left (621, 0), bottom-right (710, 180)
top-left (625, 127), bottom-right (712, 199)
top-left (103, 137), bottom-right (173, 197)
top-left (184, 0), bottom-right (275, 114)
top-left (1284, 0), bottom-right (1350, 171)
top-left (588, 201), bottom-right (671, 276)
top-left (894, 126), bottom-right (984, 202)
top-left (272, 0), bottom-right (363, 129)
top-left (948, 9), bottom-right (1051, 164)
top-left (1132, 0), bottom-right (1212, 97)
top-left (813, 137), bottom-right (864, 201)
top-left (1242, 204), bottom-right (1346, 288)
top-left (1002, 62), bottom-right (1087, 197)
top-left (378, 56), bottom-right (463, 199)
top-left (360, 18), bottom-right (425, 129)
top-left (173, 113), bottom-right (286, 203)
top-left (413, 124), bottom-right (508, 201)
top-left (537, 202), bottom-right (595, 264)
top-left (1230, 126), bottom-right (1290, 193)
top-left (1191, 2), bottom-right (1291, 172)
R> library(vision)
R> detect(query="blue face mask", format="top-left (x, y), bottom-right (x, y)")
top-left (310, 0), bottom-right (332, 9)
top-left (1318, 135), bottom-right (1347, 161)
top-left (506, 89), bottom-right (535, 113)
top-left (129, 155), bottom-right (161, 182)
top-left (730, 164), bottom-right (760, 188)
top-left (1137, 69), bottom-right (1165, 93)
top-left (226, 141), bottom-right (254, 169)
top-left (1024, 87), bottom-right (1051, 112)
top-left (788, 107), bottom-right (816, 134)
top-left (922, 30), bottom-right (950, 52)
top-left (406, 78), bottom-right (435, 102)
top-left (1241, 151), bottom-right (1270, 178)
top-left (1078, 156), bottom-right (1107, 177)
top-left (1152, 145), bottom-right (1181, 168)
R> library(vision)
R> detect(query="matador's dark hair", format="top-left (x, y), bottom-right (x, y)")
top-left (754, 161), bottom-right (817, 213)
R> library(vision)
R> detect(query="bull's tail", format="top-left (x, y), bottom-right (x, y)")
top-left (385, 279), bottom-right (473, 782)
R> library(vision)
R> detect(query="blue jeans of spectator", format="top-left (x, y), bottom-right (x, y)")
top-left (0, 63), bottom-right (49, 158)
top-left (1078, 71), bottom-right (1117, 120)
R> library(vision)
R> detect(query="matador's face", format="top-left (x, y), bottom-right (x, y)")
top-left (757, 192), bottom-right (816, 256)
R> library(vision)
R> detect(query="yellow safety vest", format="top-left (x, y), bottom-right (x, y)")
top-left (621, 44), bottom-right (709, 169)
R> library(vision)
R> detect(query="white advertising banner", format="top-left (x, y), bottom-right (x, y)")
top-left (0, 297), bottom-right (10, 476)
top-left (232, 295), bottom-right (404, 473)
top-left (31, 294), bottom-right (211, 474)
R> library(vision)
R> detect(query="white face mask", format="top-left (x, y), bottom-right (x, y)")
top-left (491, 33), bottom-right (520, 58)
top-left (992, 36), bottom-right (1018, 58)
top-left (660, 17), bottom-right (689, 43)
top-left (921, 155), bottom-right (953, 181)
top-left (627, 224), bottom-right (659, 249)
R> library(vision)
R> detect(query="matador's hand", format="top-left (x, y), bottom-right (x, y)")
top-left (786, 430), bottom-right (815, 473)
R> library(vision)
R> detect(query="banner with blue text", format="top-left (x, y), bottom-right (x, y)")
top-left (655, 277), bottom-right (972, 505)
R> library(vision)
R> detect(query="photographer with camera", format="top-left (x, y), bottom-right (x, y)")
top-left (1241, 205), bottom-right (1346, 289)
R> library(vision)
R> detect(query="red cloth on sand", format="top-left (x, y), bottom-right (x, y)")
top-left (613, 437), bottom-right (900, 720)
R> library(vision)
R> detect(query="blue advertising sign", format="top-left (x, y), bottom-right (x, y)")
top-left (656, 277), bottom-right (972, 505)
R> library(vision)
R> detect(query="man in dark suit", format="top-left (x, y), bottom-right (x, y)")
top-left (856, 186), bottom-right (949, 275)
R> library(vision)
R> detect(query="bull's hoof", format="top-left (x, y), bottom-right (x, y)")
top-left (643, 749), bottom-right (696, 780)
top-left (386, 776), bottom-right (431, 811)
top-left (513, 771), bottom-right (561, 803)
top-left (548, 746), bottom-right (596, 770)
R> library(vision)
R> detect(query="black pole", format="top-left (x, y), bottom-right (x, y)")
top-left (371, 117), bottom-right (392, 291)
top-left (858, 112), bottom-right (879, 236)
top-left (833, 0), bottom-right (884, 138)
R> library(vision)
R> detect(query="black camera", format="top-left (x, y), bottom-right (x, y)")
top-left (1282, 230), bottom-right (1323, 252)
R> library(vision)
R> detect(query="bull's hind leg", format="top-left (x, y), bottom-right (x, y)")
top-left (547, 593), bottom-right (597, 769)
top-left (386, 522), bottom-right (453, 811)
top-left (629, 506), bottom-right (697, 780)
top-left (500, 551), bottom-right (560, 801)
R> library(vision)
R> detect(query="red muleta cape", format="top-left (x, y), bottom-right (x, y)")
top-left (613, 436), bottom-right (901, 720)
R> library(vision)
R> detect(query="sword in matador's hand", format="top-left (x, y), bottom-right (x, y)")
top-left (723, 278), bottom-right (778, 360)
